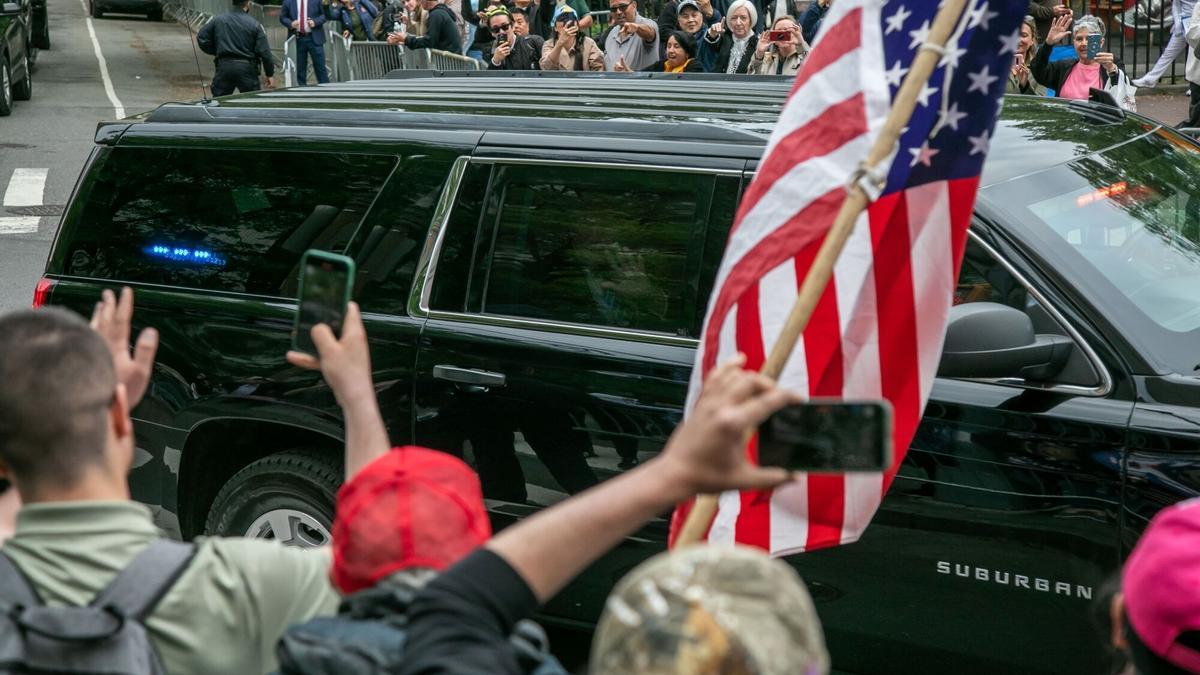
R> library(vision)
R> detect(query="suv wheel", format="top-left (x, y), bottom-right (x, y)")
top-left (90, 0), bottom-right (102, 18)
top-left (204, 449), bottom-right (341, 548)
top-left (147, 5), bottom-right (162, 20)
top-left (0, 55), bottom-right (13, 117)
top-left (13, 53), bottom-right (31, 101)
top-left (38, 15), bottom-right (49, 49)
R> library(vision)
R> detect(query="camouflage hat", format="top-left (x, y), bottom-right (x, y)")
top-left (590, 545), bottom-right (830, 675)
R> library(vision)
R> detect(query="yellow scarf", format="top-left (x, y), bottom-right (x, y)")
top-left (665, 58), bottom-right (693, 73)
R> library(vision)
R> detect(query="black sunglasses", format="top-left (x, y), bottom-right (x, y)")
top-left (609, 1), bottom-right (631, 10)
top-left (490, 22), bottom-right (512, 33)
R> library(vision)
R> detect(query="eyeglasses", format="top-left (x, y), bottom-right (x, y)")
top-left (608, 2), bottom-right (631, 11)
top-left (490, 22), bottom-right (512, 33)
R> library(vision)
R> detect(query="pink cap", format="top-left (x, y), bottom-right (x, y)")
top-left (1124, 498), bottom-right (1200, 673)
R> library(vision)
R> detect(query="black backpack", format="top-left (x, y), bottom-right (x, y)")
top-left (0, 540), bottom-right (195, 675)
top-left (275, 582), bottom-right (569, 675)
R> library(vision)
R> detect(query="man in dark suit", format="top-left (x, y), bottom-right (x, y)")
top-left (280, 0), bottom-right (330, 84)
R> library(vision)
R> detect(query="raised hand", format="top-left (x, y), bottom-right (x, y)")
top-left (90, 287), bottom-right (159, 409)
top-left (1046, 13), bottom-right (1071, 45)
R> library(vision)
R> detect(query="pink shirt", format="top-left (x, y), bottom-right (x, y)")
top-left (1059, 61), bottom-right (1101, 100)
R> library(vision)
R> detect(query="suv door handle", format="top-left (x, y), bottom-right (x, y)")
top-left (432, 365), bottom-right (507, 390)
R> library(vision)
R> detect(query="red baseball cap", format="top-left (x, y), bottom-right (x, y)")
top-left (331, 446), bottom-right (491, 594)
top-left (1124, 498), bottom-right (1200, 673)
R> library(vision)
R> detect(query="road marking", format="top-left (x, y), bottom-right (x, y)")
top-left (3, 168), bottom-right (48, 206)
top-left (79, 0), bottom-right (126, 119)
top-left (0, 217), bottom-right (40, 234)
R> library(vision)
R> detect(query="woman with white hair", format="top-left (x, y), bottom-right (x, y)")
top-left (1031, 13), bottom-right (1137, 111)
top-left (699, 0), bottom-right (758, 73)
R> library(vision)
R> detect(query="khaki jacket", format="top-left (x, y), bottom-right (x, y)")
top-left (540, 35), bottom-right (606, 71)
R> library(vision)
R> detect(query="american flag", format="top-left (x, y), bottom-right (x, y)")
top-left (669, 0), bottom-right (1027, 555)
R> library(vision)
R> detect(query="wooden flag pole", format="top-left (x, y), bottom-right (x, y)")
top-left (674, 0), bottom-right (971, 548)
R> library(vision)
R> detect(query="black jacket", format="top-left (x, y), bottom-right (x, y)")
top-left (701, 31), bottom-right (757, 73)
top-left (197, 9), bottom-right (275, 76)
top-left (406, 2), bottom-right (462, 53)
top-left (640, 57), bottom-right (704, 72)
top-left (488, 35), bottom-right (544, 70)
top-left (1030, 41), bottom-right (1122, 96)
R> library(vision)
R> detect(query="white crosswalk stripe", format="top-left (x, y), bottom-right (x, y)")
top-left (0, 168), bottom-right (49, 235)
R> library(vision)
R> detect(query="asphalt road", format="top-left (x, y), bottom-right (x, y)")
top-left (0, 0), bottom-right (213, 313)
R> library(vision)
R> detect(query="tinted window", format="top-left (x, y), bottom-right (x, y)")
top-left (349, 154), bottom-right (459, 316)
top-left (428, 164), bottom-right (493, 314)
top-left (481, 164), bottom-right (708, 336)
top-left (63, 147), bottom-right (395, 296)
top-left (981, 130), bottom-right (1200, 374)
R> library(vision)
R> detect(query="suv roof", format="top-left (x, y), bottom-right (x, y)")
top-left (105, 74), bottom-right (1167, 186)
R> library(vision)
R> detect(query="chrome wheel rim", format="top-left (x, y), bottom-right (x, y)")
top-left (2, 63), bottom-right (10, 108)
top-left (245, 508), bottom-right (331, 547)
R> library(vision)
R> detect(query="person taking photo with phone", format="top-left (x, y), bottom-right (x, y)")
top-left (486, 5), bottom-right (544, 69)
top-left (1006, 15), bottom-right (1045, 95)
top-left (1032, 14), bottom-right (1136, 110)
top-left (540, 5), bottom-right (605, 71)
top-left (749, 16), bottom-right (805, 76)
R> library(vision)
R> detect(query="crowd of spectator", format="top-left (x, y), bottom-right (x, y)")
top-left (302, 0), bottom-right (814, 73)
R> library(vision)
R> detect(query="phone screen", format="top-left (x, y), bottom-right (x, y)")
top-left (294, 253), bottom-right (352, 354)
top-left (757, 400), bottom-right (893, 473)
top-left (1086, 33), bottom-right (1101, 60)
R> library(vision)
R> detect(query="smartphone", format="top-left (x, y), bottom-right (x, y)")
top-left (765, 29), bottom-right (789, 42)
top-left (1086, 33), bottom-right (1101, 60)
top-left (757, 400), bottom-right (893, 473)
top-left (292, 250), bottom-right (355, 355)
top-left (1015, 52), bottom-right (1025, 67)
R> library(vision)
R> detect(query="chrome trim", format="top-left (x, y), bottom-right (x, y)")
top-left (467, 156), bottom-right (745, 176)
top-left (409, 156), bottom-right (470, 319)
top-left (427, 309), bottom-right (699, 348)
top-left (963, 232), bottom-right (1114, 398)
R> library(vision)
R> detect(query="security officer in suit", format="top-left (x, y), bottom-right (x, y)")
top-left (197, 0), bottom-right (276, 96)
top-left (279, 0), bottom-right (329, 84)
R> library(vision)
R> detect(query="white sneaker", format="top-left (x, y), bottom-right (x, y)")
top-left (1132, 76), bottom-right (1157, 89)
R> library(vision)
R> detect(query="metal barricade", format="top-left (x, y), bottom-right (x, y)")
top-left (346, 41), bottom-right (407, 78)
top-left (282, 35), bottom-right (297, 87)
top-left (426, 48), bottom-right (485, 71)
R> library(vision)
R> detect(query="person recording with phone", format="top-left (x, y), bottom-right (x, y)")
top-left (486, 5), bottom-right (543, 70)
top-left (540, 5), bottom-right (605, 72)
top-left (1032, 14), bottom-right (1136, 110)
top-left (749, 16), bottom-right (805, 76)
top-left (1006, 15), bottom-right (1045, 95)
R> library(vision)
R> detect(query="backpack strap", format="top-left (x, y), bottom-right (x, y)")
top-left (0, 550), bottom-right (44, 609)
top-left (91, 540), bottom-right (196, 621)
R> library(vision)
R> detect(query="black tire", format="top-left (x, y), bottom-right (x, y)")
top-left (90, 1), bottom-right (102, 18)
top-left (12, 53), bottom-right (30, 102)
top-left (147, 5), bottom-right (162, 20)
top-left (38, 17), bottom-right (49, 49)
top-left (204, 449), bottom-right (341, 547)
top-left (0, 54), bottom-right (13, 117)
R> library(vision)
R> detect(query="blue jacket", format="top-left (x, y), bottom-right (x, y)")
top-left (799, 0), bottom-right (826, 44)
top-left (280, 0), bottom-right (328, 44)
top-left (338, 0), bottom-right (379, 39)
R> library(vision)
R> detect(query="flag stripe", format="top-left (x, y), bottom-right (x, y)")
top-left (672, 0), bottom-right (1020, 556)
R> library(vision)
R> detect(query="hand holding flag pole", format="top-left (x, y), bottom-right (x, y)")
top-left (673, 0), bottom-right (971, 548)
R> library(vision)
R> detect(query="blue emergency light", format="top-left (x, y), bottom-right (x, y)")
top-left (146, 244), bottom-right (226, 266)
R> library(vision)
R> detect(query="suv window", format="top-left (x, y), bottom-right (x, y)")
top-left (62, 147), bottom-right (395, 296)
top-left (479, 164), bottom-right (709, 336)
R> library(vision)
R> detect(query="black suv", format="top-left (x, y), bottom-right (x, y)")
top-left (0, 0), bottom-right (34, 115)
top-left (38, 74), bottom-right (1200, 674)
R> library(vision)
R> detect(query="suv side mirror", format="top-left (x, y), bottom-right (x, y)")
top-left (938, 302), bottom-right (1073, 381)
top-left (0, 2), bottom-right (20, 14)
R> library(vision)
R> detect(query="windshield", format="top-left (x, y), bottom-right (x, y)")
top-left (981, 128), bottom-right (1200, 375)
